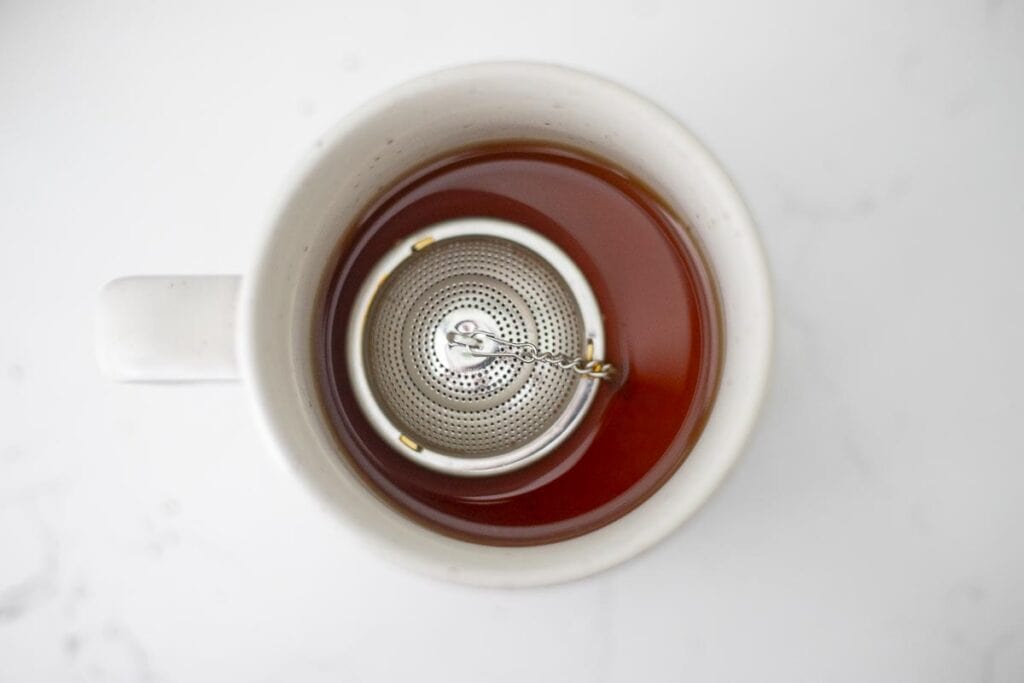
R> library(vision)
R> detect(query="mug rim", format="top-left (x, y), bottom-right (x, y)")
top-left (239, 61), bottom-right (773, 586)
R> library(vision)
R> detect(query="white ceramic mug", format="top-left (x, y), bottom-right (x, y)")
top-left (95, 63), bottom-right (772, 587)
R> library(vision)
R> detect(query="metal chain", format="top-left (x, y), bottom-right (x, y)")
top-left (446, 330), bottom-right (615, 380)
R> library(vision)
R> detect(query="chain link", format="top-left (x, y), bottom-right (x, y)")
top-left (446, 330), bottom-right (615, 380)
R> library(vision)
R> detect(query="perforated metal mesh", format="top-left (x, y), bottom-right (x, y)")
top-left (362, 235), bottom-right (585, 458)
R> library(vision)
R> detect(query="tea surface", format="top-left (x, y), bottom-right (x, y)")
top-left (317, 143), bottom-right (721, 545)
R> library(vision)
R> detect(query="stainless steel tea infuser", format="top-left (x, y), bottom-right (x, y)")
top-left (347, 219), bottom-right (615, 477)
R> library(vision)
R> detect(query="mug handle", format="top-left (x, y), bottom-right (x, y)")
top-left (95, 276), bottom-right (241, 382)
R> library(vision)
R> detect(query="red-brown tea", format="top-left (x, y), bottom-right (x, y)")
top-left (316, 143), bottom-right (721, 546)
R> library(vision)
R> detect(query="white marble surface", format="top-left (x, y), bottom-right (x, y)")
top-left (2, 1), bottom-right (1023, 680)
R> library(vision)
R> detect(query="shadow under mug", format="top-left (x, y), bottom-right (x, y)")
top-left (96, 62), bottom-right (772, 587)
